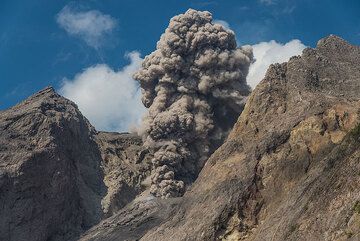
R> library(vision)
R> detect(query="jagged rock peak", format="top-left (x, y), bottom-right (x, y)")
top-left (17, 86), bottom-right (58, 104)
top-left (317, 34), bottom-right (353, 49)
top-left (0, 84), bottom-right (153, 241)
top-left (10, 86), bottom-right (81, 115)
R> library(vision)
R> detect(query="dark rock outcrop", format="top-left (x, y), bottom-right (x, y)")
top-left (96, 131), bottom-right (152, 217)
top-left (0, 87), bottom-right (106, 241)
top-left (0, 87), bottom-right (151, 241)
top-left (82, 35), bottom-right (360, 241)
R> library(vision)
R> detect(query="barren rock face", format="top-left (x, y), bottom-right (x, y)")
top-left (81, 35), bottom-right (360, 241)
top-left (96, 131), bottom-right (152, 217)
top-left (0, 88), bottom-right (151, 241)
top-left (0, 87), bottom-right (106, 241)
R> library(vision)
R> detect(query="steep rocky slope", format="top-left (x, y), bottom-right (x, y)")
top-left (81, 35), bottom-right (360, 241)
top-left (0, 87), bottom-right (105, 241)
top-left (0, 88), bottom-right (151, 241)
top-left (96, 131), bottom-right (152, 217)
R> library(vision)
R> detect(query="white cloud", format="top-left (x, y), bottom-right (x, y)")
top-left (56, 6), bottom-right (117, 49)
top-left (59, 51), bottom-right (146, 132)
top-left (58, 41), bottom-right (305, 131)
top-left (213, 19), bottom-right (230, 30)
top-left (247, 39), bottom-right (306, 89)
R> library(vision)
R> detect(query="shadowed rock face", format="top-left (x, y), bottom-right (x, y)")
top-left (81, 35), bottom-right (360, 241)
top-left (0, 88), bottom-right (151, 241)
top-left (0, 87), bottom-right (106, 241)
top-left (95, 131), bottom-right (152, 217)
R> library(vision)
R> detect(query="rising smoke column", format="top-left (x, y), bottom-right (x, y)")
top-left (133, 9), bottom-right (253, 198)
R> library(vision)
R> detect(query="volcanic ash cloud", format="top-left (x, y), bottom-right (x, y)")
top-left (133, 9), bottom-right (253, 198)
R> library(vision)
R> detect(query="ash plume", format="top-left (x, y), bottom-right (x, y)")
top-left (133, 9), bottom-right (253, 198)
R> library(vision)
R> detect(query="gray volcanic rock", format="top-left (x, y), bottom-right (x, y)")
top-left (79, 194), bottom-right (178, 241)
top-left (96, 131), bottom-right (152, 217)
top-left (0, 87), bottom-right (106, 241)
top-left (82, 35), bottom-right (360, 241)
top-left (0, 87), bottom-right (151, 241)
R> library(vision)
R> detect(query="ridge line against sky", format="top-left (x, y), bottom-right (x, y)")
top-left (0, 0), bottom-right (359, 131)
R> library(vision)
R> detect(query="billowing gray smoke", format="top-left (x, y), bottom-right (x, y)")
top-left (133, 9), bottom-right (253, 198)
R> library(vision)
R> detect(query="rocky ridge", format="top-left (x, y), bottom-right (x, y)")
top-left (0, 88), bottom-right (151, 241)
top-left (0, 35), bottom-right (360, 241)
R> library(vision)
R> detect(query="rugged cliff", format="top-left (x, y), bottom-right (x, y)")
top-left (96, 131), bottom-right (152, 217)
top-left (81, 35), bottom-right (360, 241)
top-left (0, 88), bottom-right (151, 241)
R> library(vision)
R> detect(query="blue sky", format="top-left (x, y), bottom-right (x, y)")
top-left (1, 0), bottom-right (359, 131)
